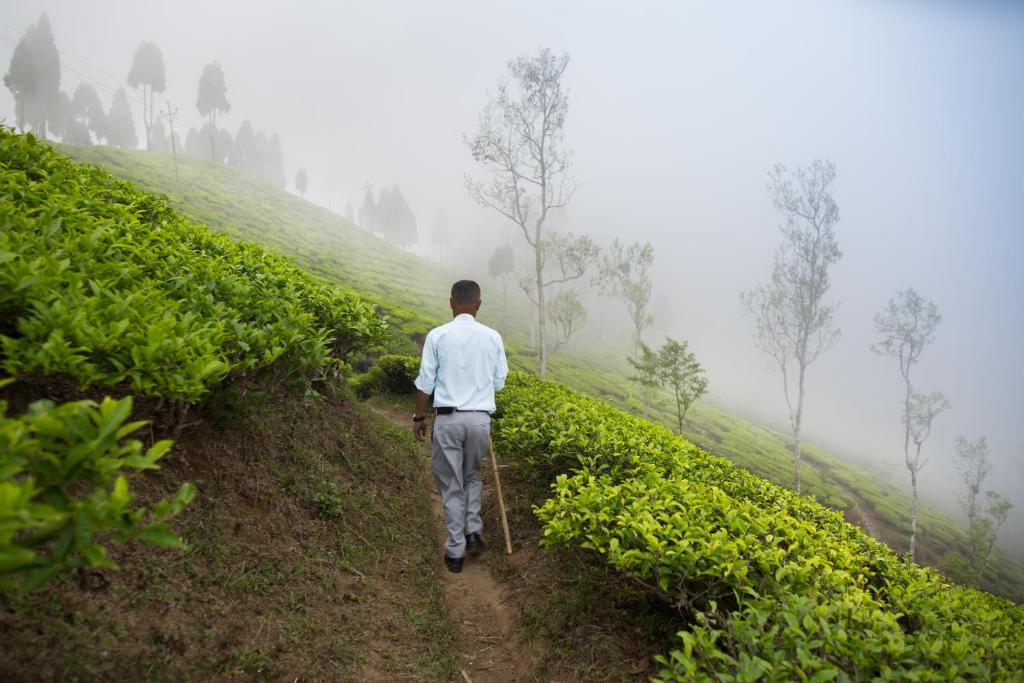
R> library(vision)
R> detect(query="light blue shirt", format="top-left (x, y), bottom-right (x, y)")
top-left (415, 313), bottom-right (509, 412)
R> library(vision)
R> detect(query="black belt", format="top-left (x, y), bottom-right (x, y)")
top-left (435, 407), bottom-right (491, 415)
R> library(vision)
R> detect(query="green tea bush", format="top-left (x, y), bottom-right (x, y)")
top-left (494, 373), bottom-right (1024, 680)
top-left (0, 127), bottom-right (386, 403)
top-left (0, 381), bottom-right (194, 594)
top-left (350, 354), bottom-right (420, 399)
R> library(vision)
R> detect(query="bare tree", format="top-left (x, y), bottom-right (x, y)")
top-left (740, 160), bottom-right (842, 494)
top-left (546, 290), bottom-right (587, 355)
top-left (979, 492), bottom-right (1012, 579)
top-left (872, 287), bottom-right (943, 560)
top-left (595, 239), bottom-right (655, 350)
top-left (515, 232), bottom-right (598, 361)
top-left (954, 436), bottom-right (1014, 582)
top-left (905, 390), bottom-right (951, 557)
top-left (465, 48), bottom-right (593, 377)
top-left (955, 436), bottom-right (991, 568)
top-left (488, 244), bottom-right (516, 330)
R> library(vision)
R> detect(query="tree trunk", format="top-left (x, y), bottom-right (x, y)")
top-left (909, 467), bottom-right (919, 559)
top-left (675, 389), bottom-right (683, 434)
top-left (793, 427), bottom-right (802, 494)
top-left (501, 280), bottom-right (508, 332)
top-left (209, 111), bottom-right (217, 161)
top-left (902, 374), bottom-right (914, 557)
top-left (143, 85), bottom-right (152, 151)
top-left (792, 361), bottom-right (807, 494)
top-left (978, 538), bottom-right (995, 583)
top-left (536, 249), bottom-right (547, 377)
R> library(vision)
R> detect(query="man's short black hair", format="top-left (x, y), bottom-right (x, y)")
top-left (451, 280), bottom-right (481, 305)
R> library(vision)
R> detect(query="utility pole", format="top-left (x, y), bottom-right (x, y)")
top-left (162, 102), bottom-right (180, 188)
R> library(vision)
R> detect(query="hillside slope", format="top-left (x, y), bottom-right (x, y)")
top-left (61, 143), bottom-right (1024, 602)
top-left (0, 128), bottom-right (458, 679)
top-left (5, 128), bottom-right (1022, 679)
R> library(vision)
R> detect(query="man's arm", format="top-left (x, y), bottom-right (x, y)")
top-left (493, 334), bottom-right (509, 392)
top-left (413, 331), bottom-right (438, 442)
top-left (413, 389), bottom-right (431, 442)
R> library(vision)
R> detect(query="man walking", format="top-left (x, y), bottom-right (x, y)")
top-left (413, 280), bottom-right (509, 573)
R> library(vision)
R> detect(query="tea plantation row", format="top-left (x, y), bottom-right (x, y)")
top-left (492, 373), bottom-right (1024, 681)
top-left (0, 128), bottom-right (386, 592)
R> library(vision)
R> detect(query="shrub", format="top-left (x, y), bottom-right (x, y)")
top-left (350, 354), bottom-right (420, 399)
top-left (0, 381), bottom-right (194, 594)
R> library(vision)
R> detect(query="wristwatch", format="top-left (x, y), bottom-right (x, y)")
top-left (412, 414), bottom-right (426, 422)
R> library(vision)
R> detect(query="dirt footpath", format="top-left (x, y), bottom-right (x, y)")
top-left (370, 404), bottom-right (538, 682)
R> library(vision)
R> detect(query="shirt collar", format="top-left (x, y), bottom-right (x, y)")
top-left (454, 313), bottom-right (476, 323)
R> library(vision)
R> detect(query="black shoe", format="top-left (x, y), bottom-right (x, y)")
top-left (444, 554), bottom-right (464, 573)
top-left (466, 533), bottom-right (484, 556)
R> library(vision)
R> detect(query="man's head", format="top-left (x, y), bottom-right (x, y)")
top-left (450, 280), bottom-right (482, 317)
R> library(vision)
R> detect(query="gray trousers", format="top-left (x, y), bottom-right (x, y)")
top-left (431, 411), bottom-right (491, 558)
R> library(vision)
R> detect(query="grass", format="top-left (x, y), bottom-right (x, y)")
top-left (59, 142), bottom-right (1024, 602)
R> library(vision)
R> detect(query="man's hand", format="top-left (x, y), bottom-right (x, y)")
top-left (413, 389), bottom-right (431, 443)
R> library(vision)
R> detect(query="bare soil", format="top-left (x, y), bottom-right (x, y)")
top-left (1, 381), bottom-right (459, 682)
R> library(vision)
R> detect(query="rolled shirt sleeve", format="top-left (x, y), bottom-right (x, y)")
top-left (414, 330), bottom-right (438, 394)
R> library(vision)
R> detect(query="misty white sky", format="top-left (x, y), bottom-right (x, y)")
top-left (1, 1), bottom-right (1022, 541)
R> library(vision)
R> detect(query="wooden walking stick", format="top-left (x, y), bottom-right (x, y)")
top-left (488, 436), bottom-right (513, 555)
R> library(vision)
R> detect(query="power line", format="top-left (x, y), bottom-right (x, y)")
top-left (0, 17), bottom-right (205, 131)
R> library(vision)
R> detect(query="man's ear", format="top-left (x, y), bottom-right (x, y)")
top-left (473, 299), bottom-right (482, 313)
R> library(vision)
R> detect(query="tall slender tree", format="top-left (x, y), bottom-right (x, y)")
top-left (546, 290), bottom-right (587, 355)
top-left (740, 160), bottom-right (842, 494)
top-left (872, 288), bottom-right (943, 559)
top-left (488, 244), bottom-right (516, 329)
top-left (106, 87), bottom-right (137, 149)
top-left (953, 436), bottom-right (1014, 583)
top-left (595, 239), bottom-right (655, 352)
top-left (4, 13), bottom-right (61, 137)
top-left (358, 183), bottom-right (376, 231)
top-left (195, 62), bottom-right (230, 161)
top-left (466, 48), bottom-right (594, 377)
top-left (71, 82), bottom-right (106, 142)
top-left (956, 436), bottom-right (992, 575)
top-left (127, 42), bottom-right (165, 150)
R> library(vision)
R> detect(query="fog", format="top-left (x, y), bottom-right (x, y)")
top-left (2, 1), bottom-right (1021, 550)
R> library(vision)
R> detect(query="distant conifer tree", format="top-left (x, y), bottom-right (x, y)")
top-left (127, 42), bottom-right (166, 150)
top-left (106, 87), bottom-right (138, 148)
top-left (196, 62), bottom-right (230, 161)
top-left (3, 13), bottom-right (61, 138)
